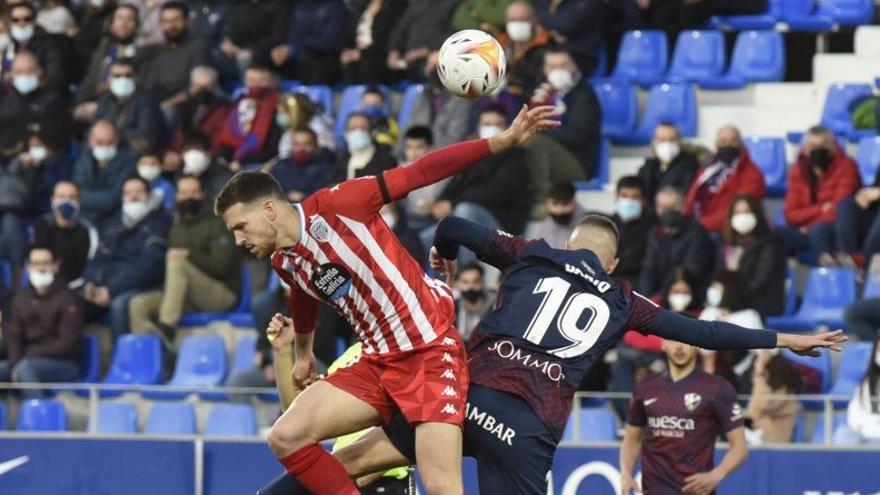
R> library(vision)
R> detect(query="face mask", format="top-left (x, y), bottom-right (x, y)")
top-left (380, 211), bottom-right (398, 230)
top-left (361, 105), bottom-right (386, 119)
top-left (716, 146), bottom-right (740, 165)
top-left (660, 209), bottom-right (684, 229)
top-left (547, 68), bottom-right (575, 92)
top-left (90, 0), bottom-right (106, 7)
top-left (122, 200), bottom-right (150, 226)
top-left (706, 286), bottom-right (723, 308)
top-left (110, 77), bottom-right (135, 98)
top-left (176, 198), bottom-right (202, 217)
top-left (13, 74), bottom-right (39, 94)
top-left (668, 293), bottom-right (692, 312)
top-left (182, 149), bottom-right (210, 176)
top-left (53, 198), bottom-right (79, 220)
top-left (292, 150), bottom-right (311, 165)
top-left (0, 34), bottom-right (10, 51)
top-left (192, 89), bottom-right (214, 106)
top-left (92, 145), bottom-right (117, 162)
top-left (29, 145), bottom-right (47, 162)
top-left (479, 125), bottom-right (503, 139)
top-left (137, 164), bottom-right (161, 182)
top-left (11, 24), bottom-right (34, 43)
top-left (28, 270), bottom-right (54, 290)
top-left (461, 289), bottom-right (484, 303)
top-left (655, 141), bottom-right (680, 163)
top-left (616, 198), bottom-right (642, 222)
top-left (550, 211), bottom-right (574, 225)
top-left (809, 148), bottom-right (833, 170)
top-left (731, 212), bottom-right (757, 235)
top-left (345, 129), bottom-right (372, 152)
top-left (275, 112), bottom-right (291, 129)
top-left (506, 21), bottom-right (532, 42)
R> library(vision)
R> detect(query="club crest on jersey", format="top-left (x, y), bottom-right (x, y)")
top-left (310, 263), bottom-right (352, 301)
top-left (309, 215), bottom-right (331, 242)
top-left (684, 392), bottom-right (702, 411)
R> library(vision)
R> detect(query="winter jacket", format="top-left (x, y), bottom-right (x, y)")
top-left (168, 206), bottom-right (240, 293)
top-left (142, 36), bottom-right (210, 102)
top-left (7, 281), bottom-right (83, 365)
top-left (270, 152), bottom-right (333, 198)
top-left (542, 83), bottom-right (602, 179)
top-left (72, 147), bottom-right (137, 225)
top-left (784, 146), bottom-right (860, 227)
top-left (95, 89), bottom-right (166, 153)
top-left (686, 148), bottom-right (766, 233)
top-left (613, 210), bottom-right (655, 284)
top-left (638, 151), bottom-right (700, 206)
top-left (725, 232), bottom-right (786, 317)
top-left (639, 218), bottom-right (716, 297)
top-left (0, 87), bottom-right (70, 156)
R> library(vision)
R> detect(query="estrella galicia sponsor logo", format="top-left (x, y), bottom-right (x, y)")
top-left (310, 263), bottom-right (352, 301)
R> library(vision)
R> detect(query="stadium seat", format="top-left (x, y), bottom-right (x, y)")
top-left (828, 342), bottom-right (873, 406)
top-left (0, 402), bottom-right (6, 430)
top-left (144, 335), bottom-right (228, 400)
top-left (816, 0), bottom-right (874, 26)
top-left (17, 399), bottom-right (67, 431)
top-left (612, 83), bottom-right (697, 146)
top-left (205, 403), bottom-right (257, 436)
top-left (0, 260), bottom-right (11, 288)
top-left (591, 44), bottom-right (608, 79)
top-left (711, 0), bottom-right (779, 29)
top-left (145, 402), bottom-right (196, 435)
top-left (229, 271), bottom-right (280, 328)
top-left (743, 136), bottom-right (787, 196)
top-left (611, 30), bottom-right (668, 87)
top-left (334, 85), bottom-right (392, 138)
top-left (704, 31), bottom-right (785, 90)
top-left (791, 412), bottom-right (806, 442)
top-left (818, 83), bottom-right (873, 140)
top-left (864, 269), bottom-right (880, 298)
top-left (577, 407), bottom-right (618, 441)
top-left (101, 334), bottom-right (164, 397)
top-left (811, 411), bottom-right (847, 444)
top-left (777, 0), bottom-right (835, 31)
top-left (783, 348), bottom-right (833, 393)
top-left (92, 402), bottom-right (138, 434)
top-left (593, 80), bottom-right (638, 138)
top-left (397, 84), bottom-right (426, 132)
top-left (576, 139), bottom-right (610, 191)
top-left (856, 135), bottom-right (880, 187)
top-left (767, 268), bottom-right (856, 332)
top-left (179, 265), bottom-right (252, 327)
top-left (79, 334), bottom-right (100, 383)
top-left (666, 30), bottom-right (726, 86)
top-left (287, 84), bottom-right (333, 115)
top-left (230, 334), bottom-right (258, 376)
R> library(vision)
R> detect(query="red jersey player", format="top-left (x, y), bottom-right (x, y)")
top-left (213, 104), bottom-right (559, 495)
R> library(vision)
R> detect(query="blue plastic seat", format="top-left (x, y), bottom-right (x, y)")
top-left (592, 44), bottom-right (608, 78)
top-left (611, 30), bottom-right (668, 87)
top-left (334, 85), bottom-right (392, 137)
top-left (0, 402), bottom-right (5, 430)
top-left (101, 334), bottom-right (164, 397)
top-left (575, 139), bottom-right (610, 191)
top-left (767, 268), bottom-right (856, 332)
top-left (79, 334), bottom-right (100, 383)
top-left (93, 402), bottom-right (138, 434)
top-left (864, 269), bottom-right (880, 298)
top-left (0, 260), bottom-right (11, 288)
top-left (856, 135), bottom-right (880, 187)
top-left (145, 402), bottom-right (196, 435)
top-left (816, 0), bottom-right (874, 26)
top-left (791, 411), bottom-right (806, 442)
top-left (828, 342), bottom-right (873, 406)
top-left (179, 265), bottom-right (252, 327)
top-left (613, 83), bottom-right (697, 146)
top-left (231, 334), bottom-right (257, 376)
top-left (593, 81), bottom-right (638, 138)
top-left (819, 83), bottom-right (873, 139)
top-left (285, 84), bottom-right (333, 115)
top-left (743, 137), bottom-right (787, 196)
top-left (777, 0), bottom-right (835, 31)
top-left (397, 84), bottom-right (426, 132)
top-left (705, 31), bottom-right (785, 89)
top-left (144, 335), bottom-right (228, 400)
top-left (783, 347), bottom-right (833, 393)
top-left (205, 403), bottom-right (257, 436)
top-left (667, 30), bottom-right (726, 86)
top-left (17, 399), bottom-right (67, 431)
top-left (711, 0), bottom-right (779, 29)
top-left (811, 411), bottom-right (848, 444)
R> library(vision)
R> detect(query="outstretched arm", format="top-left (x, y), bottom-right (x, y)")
top-left (433, 216), bottom-right (533, 271)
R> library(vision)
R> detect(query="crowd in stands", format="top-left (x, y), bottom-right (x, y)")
top-left (0, 0), bottom-right (876, 445)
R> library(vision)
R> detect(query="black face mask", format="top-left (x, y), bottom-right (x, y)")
top-left (192, 89), bottom-right (214, 106)
top-left (716, 146), bottom-right (740, 165)
top-left (550, 211), bottom-right (574, 226)
top-left (177, 198), bottom-right (202, 217)
top-left (660, 209), bottom-right (684, 229)
top-left (460, 289), bottom-right (484, 303)
top-left (809, 148), bottom-right (833, 170)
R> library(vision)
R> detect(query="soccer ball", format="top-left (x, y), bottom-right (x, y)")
top-left (437, 29), bottom-right (507, 98)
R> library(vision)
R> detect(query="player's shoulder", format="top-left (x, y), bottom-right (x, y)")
top-left (633, 371), bottom-right (665, 395)
top-left (696, 369), bottom-right (738, 395)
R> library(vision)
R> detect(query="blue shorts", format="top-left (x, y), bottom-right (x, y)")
top-left (383, 384), bottom-right (557, 495)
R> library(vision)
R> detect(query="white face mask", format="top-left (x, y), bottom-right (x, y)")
top-left (706, 286), bottom-right (723, 308)
top-left (122, 200), bottom-right (151, 226)
top-left (616, 197), bottom-right (642, 222)
top-left (28, 270), bottom-right (54, 290)
top-left (731, 212), bottom-right (757, 235)
top-left (506, 21), bottom-right (532, 42)
top-left (29, 145), bottom-right (47, 162)
top-left (110, 77), bottom-right (135, 98)
top-left (668, 293), bottom-right (692, 312)
top-left (92, 145), bottom-right (117, 163)
top-left (138, 164), bottom-right (162, 182)
top-left (11, 24), bottom-right (34, 43)
top-left (345, 129), bottom-right (372, 152)
top-left (0, 34), bottom-right (10, 51)
top-left (13, 74), bottom-right (39, 94)
top-left (547, 68), bottom-right (575, 92)
top-left (90, 0), bottom-right (106, 7)
top-left (478, 125), bottom-right (503, 139)
top-left (655, 141), bottom-right (680, 163)
top-left (182, 149), bottom-right (210, 176)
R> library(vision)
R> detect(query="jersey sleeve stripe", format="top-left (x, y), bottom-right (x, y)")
top-left (376, 172), bottom-right (392, 205)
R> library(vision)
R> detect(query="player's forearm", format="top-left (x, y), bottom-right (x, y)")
top-left (619, 428), bottom-right (643, 476)
top-left (293, 330), bottom-right (315, 360)
top-left (650, 311), bottom-right (777, 350)
top-left (434, 216), bottom-right (493, 261)
top-left (386, 139), bottom-right (492, 200)
top-left (713, 432), bottom-right (748, 479)
top-left (273, 347), bottom-right (297, 410)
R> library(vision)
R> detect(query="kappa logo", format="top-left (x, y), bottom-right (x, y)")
top-left (442, 337), bottom-right (457, 347)
top-left (684, 393), bottom-right (702, 412)
top-left (441, 386), bottom-right (458, 397)
top-left (441, 352), bottom-right (454, 363)
top-left (441, 403), bottom-right (458, 415)
top-left (441, 369), bottom-right (457, 380)
top-left (309, 215), bottom-right (331, 242)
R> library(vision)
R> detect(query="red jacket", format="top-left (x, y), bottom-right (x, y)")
top-left (685, 149), bottom-right (766, 232)
top-left (784, 146), bottom-right (860, 227)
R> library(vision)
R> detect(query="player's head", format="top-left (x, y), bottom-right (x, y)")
top-left (547, 181), bottom-right (576, 224)
top-left (662, 339), bottom-right (699, 370)
top-left (214, 171), bottom-right (288, 258)
top-left (403, 126), bottom-right (433, 163)
top-left (566, 214), bottom-right (619, 275)
top-left (477, 104), bottom-right (508, 139)
top-left (455, 263), bottom-right (486, 303)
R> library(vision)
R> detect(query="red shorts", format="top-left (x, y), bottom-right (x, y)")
top-left (324, 331), bottom-right (469, 426)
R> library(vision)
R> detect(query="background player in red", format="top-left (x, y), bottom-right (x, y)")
top-left (213, 104), bottom-right (559, 495)
top-left (620, 338), bottom-right (749, 495)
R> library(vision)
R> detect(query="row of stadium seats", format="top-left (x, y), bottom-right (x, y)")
top-left (708, 0), bottom-right (874, 31)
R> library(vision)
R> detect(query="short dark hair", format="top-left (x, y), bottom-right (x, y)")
top-left (125, 176), bottom-right (151, 194)
top-left (346, 111), bottom-right (371, 128)
top-left (544, 46), bottom-right (574, 61)
top-left (112, 57), bottom-right (137, 70)
top-left (478, 103), bottom-right (507, 120)
top-left (114, 3), bottom-right (140, 20)
top-left (457, 262), bottom-right (485, 279)
top-left (54, 180), bottom-right (80, 194)
top-left (362, 86), bottom-right (385, 102)
top-left (548, 181), bottom-right (575, 202)
top-left (182, 131), bottom-right (211, 150)
top-left (293, 127), bottom-right (318, 145)
top-left (404, 126), bottom-right (433, 146)
top-left (160, 1), bottom-right (188, 16)
top-left (214, 171), bottom-right (285, 215)
top-left (576, 214), bottom-right (620, 246)
top-left (807, 124), bottom-right (833, 137)
top-left (616, 175), bottom-right (645, 195)
top-left (711, 270), bottom-right (751, 312)
top-left (245, 63), bottom-right (272, 75)
top-left (27, 243), bottom-right (56, 262)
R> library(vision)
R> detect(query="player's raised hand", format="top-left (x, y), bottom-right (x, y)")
top-left (429, 246), bottom-right (457, 286)
top-left (620, 472), bottom-right (641, 494)
top-left (489, 104), bottom-right (560, 152)
top-left (778, 329), bottom-right (847, 357)
top-left (267, 313), bottom-right (295, 351)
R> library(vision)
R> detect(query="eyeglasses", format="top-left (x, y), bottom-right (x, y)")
top-left (11, 16), bottom-right (34, 24)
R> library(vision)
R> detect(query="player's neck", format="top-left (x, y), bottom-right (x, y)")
top-left (275, 203), bottom-right (302, 248)
top-left (667, 361), bottom-right (697, 382)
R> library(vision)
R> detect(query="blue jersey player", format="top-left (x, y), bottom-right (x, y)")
top-left (258, 215), bottom-right (845, 495)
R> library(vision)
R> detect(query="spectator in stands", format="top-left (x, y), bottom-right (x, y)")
top-left (525, 181), bottom-right (584, 250)
top-left (0, 246), bottom-right (83, 398)
top-left (529, 47), bottom-right (601, 180)
top-left (381, 202), bottom-right (427, 268)
top-left (266, 128), bottom-right (332, 202)
top-left (187, 0), bottom-right (228, 46)
top-left (399, 126), bottom-right (443, 230)
top-left (387, 0), bottom-right (458, 83)
top-left (640, 186), bottom-right (715, 299)
top-left (834, 168), bottom-right (880, 271)
top-left (406, 71), bottom-right (474, 148)
top-left (340, 0), bottom-right (406, 84)
top-left (179, 131), bottom-right (233, 203)
top-left (780, 125), bottom-right (860, 264)
top-left (73, 0), bottom-right (117, 63)
top-left (334, 112), bottom-right (397, 182)
top-left (25, 130), bottom-right (71, 216)
top-left (269, 0), bottom-right (345, 84)
top-left (275, 93), bottom-right (335, 157)
top-left (686, 125), bottom-right (766, 234)
top-left (498, 1), bottom-right (552, 106)
top-left (360, 87), bottom-right (399, 147)
top-left (0, 146), bottom-right (37, 275)
top-left (82, 177), bottom-right (169, 336)
top-left (142, 2), bottom-right (210, 118)
top-left (721, 194), bottom-right (786, 317)
top-left (662, 267), bottom-right (702, 313)
top-left (635, 0), bottom-right (768, 35)
top-left (744, 350), bottom-right (803, 444)
top-left (638, 122), bottom-right (699, 207)
top-left (36, 0), bottom-right (76, 36)
top-left (612, 176), bottom-right (654, 285)
top-left (0, 19), bottom-right (9, 83)
top-left (213, 0), bottom-right (290, 81)
top-left (136, 154), bottom-right (174, 214)
top-left (453, 263), bottom-right (495, 344)
top-left (0, 52), bottom-right (70, 163)
top-left (834, 334), bottom-right (880, 445)
top-left (129, 175), bottom-right (239, 344)
top-left (73, 120), bottom-right (138, 226)
top-left (533, 0), bottom-right (605, 75)
top-left (215, 64), bottom-right (280, 170)
top-left (33, 181), bottom-right (98, 288)
top-left (453, 0), bottom-right (513, 33)
top-left (94, 58), bottom-right (166, 154)
top-left (845, 293), bottom-right (880, 341)
top-left (164, 66), bottom-right (231, 169)
top-left (5, 3), bottom-right (67, 92)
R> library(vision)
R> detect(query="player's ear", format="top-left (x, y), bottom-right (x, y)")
top-left (606, 257), bottom-right (619, 275)
top-left (262, 199), bottom-right (277, 222)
